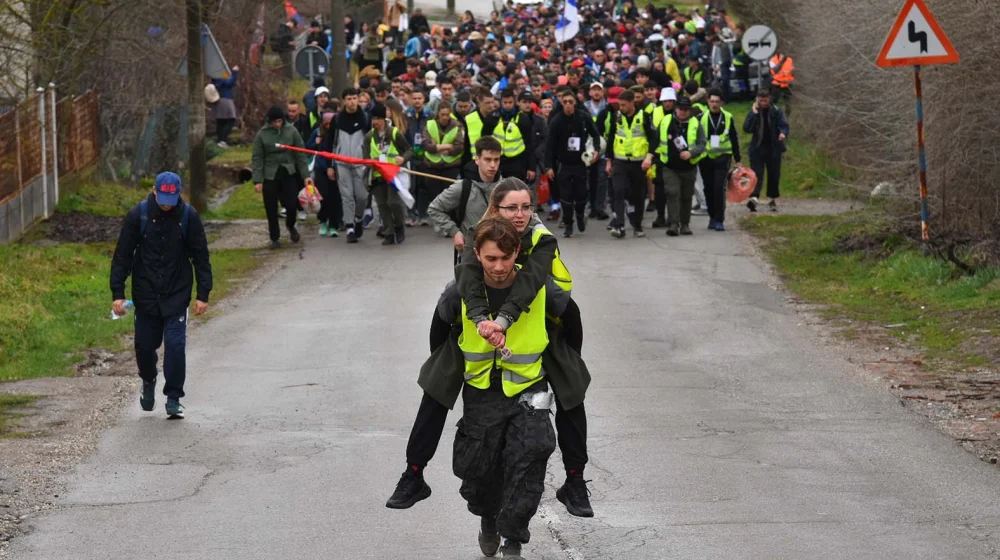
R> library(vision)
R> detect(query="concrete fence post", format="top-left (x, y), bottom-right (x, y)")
top-left (49, 83), bottom-right (58, 208)
top-left (14, 105), bottom-right (24, 235)
top-left (37, 87), bottom-right (48, 218)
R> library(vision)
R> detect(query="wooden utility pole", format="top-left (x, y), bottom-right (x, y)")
top-left (447, 0), bottom-right (455, 16)
top-left (330, 0), bottom-right (348, 94)
top-left (185, 0), bottom-right (208, 212)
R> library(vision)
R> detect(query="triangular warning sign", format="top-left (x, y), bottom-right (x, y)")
top-left (877, 0), bottom-right (959, 68)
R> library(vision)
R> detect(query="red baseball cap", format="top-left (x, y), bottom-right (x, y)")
top-left (607, 86), bottom-right (623, 104)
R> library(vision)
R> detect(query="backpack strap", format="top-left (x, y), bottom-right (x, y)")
top-left (180, 204), bottom-right (191, 241)
top-left (456, 177), bottom-right (472, 230)
top-left (139, 200), bottom-right (149, 237)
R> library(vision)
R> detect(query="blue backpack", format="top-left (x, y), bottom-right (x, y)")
top-left (139, 200), bottom-right (191, 241)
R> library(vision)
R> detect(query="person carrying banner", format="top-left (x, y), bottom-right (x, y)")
top-left (364, 104), bottom-right (413, 246)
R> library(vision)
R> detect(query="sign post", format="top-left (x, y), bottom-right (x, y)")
top-left (295, 45), bottom-right (330, 84)
top-left (741, 25), bottom-right (777, 94)
top-left (876, 0), bottom-right (959, 241)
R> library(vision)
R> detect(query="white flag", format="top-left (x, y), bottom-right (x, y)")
top-left (392, 172), bottom-right (416, 209)
top-left (554, 0), bottom-right (580, 44)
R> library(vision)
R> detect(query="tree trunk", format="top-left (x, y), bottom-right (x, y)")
top-left (447, 0), bottom-right (455, 16)
top-left (330, 0), bottom-right (348, 95)
top-left (186, 0), bottom-right (208, 213)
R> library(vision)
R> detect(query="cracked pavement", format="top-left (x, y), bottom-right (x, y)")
top-left (9, 213), bottom-right (1000, 558)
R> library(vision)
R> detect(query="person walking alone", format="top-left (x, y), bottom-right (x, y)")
top-left (743, 89), bottom-right (789, 213)
top-left (110, 172), bottom-right (213, 419)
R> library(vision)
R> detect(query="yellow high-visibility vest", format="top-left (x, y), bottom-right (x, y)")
top-left (493, 115), bottom-right (525, 159)
top-left (425, 120), bottom-right (462, 165)
top-left (612, 111), bottom-right (649, 161)
top-left (369, 128), bottom-right (400, 179)
top-left (655, 115), bottom-right (701, 164)
top-left (699, 109), bottom-right (734, 159)
top-left (459, 280), bottom-right (548, 397)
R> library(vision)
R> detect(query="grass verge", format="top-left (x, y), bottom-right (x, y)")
top-left (203, 182), bottom-right (267, 220)
top-left (0, 394), bottom-right (37, 438)
top-left (0, 243), bottom-right (262, 381)
top-left (209, 144), bottom-right (253, 167)
top-left (743, 212), bottom-right (1000, 367)
top-left (57, 179), bottom-right (150, 217)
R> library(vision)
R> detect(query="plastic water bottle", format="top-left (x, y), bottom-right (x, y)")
top-left (110, 300), bottom-right (133, 320)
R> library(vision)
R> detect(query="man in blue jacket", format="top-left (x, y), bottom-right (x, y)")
top-left (743, 88), bottom-right (790, 212)
top-left (110, 172), bottom-right (213, 419)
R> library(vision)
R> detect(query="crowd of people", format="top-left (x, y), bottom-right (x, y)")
top-left (251, 0), bottom-right (793, 249)
top-left (114, 2), bottom-right (795, 556)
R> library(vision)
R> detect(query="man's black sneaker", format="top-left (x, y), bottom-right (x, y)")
top-left (557, 477), bottom-right (594, 517)
top-left (140, 381), bottom-right (155, 411)
top-left (645, 200), bottom-right (655, 212)
top-left (500, 539), bottom-right (524, 559)
top-left (269, 239), bottom-right (281, 250)
top-left (165, 398), bottom-right (184, 419)
top-left (479, 516), bottom-right (501, 557)
top-left (576, 214), bottom-right (587, 233)
top-left (747, 197), bottom-right (758, 212)
top-left (769, 199), bottom-right (778, 212)
top-left (563, 224), bottom-right (573, 238)
top-left (610, 227), bottom-right (625, 239)
top-left (666, 224), bottom-right (680, 237)
top-left (595, 210), bottom-right (609, 220)
top-left (354, 222), bottom-right (364, 239)
top-left (680, 224), bottom-right (693, 235)
top-left (381, 234), bottom-right (396, 245)
top-left (395, 227), bottom-right (406, 244)
top-left (651, 216), bottom-right (667, 228)
top-left (346, 228), bottom-right (358, 243)
top-left (385, 469), bottom-right (431, 509)
top-left (289, 226), bottom-right (301, 243)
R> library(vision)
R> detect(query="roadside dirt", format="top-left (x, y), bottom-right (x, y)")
top-left (737, 199), bottom-right (1000, 468)
top-left (0, 226), bottom-right (293, 557)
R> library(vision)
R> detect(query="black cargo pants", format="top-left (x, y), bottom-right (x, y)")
top-left (453, 379), bottom-right (555, 545)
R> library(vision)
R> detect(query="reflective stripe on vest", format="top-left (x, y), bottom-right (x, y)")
top-left (770, 55), bottom-right (795, 87)
top-left (425, 120), bottom-right (462, 165)
top-left (493, 115), bottom-right (525, 158)
top-left (458, 284), bottom-right (549, 397)
top-left (466, 112), bottom-right (485, 156)
top-left (656, 114), bottom-right (701, 164)
top-left (369, 128), bottom-right (399, 179)
top-left (525, 223), bottom-right (573, 293)
top-left (699, 110), bottom-right (734, 159)
top-left (613, 111), bottom-right (649, 161)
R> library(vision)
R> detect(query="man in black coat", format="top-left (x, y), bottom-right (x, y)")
top-left (110, 172), bottom-right (213, 419)
top-left (546, 88), bottom-right (601, 237)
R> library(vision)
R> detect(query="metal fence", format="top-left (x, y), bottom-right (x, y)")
top-left (0, 88), bottom-right (100, 244)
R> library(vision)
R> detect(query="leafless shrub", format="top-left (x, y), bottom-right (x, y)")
top-left (731, 0), bottom-right (1000, 255)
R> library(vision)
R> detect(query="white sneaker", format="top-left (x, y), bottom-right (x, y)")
top-left (279, 207), bottom-right (287, 218)
top-left (297, 211), bottom-right (307, 221)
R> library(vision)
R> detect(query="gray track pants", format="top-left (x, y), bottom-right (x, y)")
top-left (337, 163), bottom-right (368, 225)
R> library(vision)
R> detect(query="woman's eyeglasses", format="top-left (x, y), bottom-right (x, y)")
top-left (498, 204), bottom-right (534, 215)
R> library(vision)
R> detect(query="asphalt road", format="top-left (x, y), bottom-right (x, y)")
top-left (10, 213), bottom-right (1000, 559)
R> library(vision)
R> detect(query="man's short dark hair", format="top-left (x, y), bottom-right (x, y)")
top-left (635, 68), bottom-right (651, 78)
top-left (475, 136), bottom-right (503, 156)
top-left (374, 82), bottom-right (391, 94)
top-left (437, 75), bottom-right (453, 86)
top-left (619, 90), bottom-right (636, 102)
top-left (500, 88), bottom-right (516, 100)
top-left (456, 91), bottom-right (472, 103)
top-left (342, 87), bottom-right (360, 98)
top-left (707, 87), bottom-right (724, 100)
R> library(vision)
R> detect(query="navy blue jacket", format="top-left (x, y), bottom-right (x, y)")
top-left (743, 105), bottom-right (789, 158)
top-left (110, 194), bottom-right (213, 317)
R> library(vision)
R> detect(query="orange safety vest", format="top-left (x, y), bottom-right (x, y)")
top-left (770, 55), bottom-right (795, 88)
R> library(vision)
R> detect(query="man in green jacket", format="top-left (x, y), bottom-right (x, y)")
top-left (252, 105), bottom-right (313, 249)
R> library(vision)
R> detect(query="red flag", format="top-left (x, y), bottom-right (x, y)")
top-left (277, 144), bottom-right (414, 208)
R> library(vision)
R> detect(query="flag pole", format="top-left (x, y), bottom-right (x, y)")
top-left (276, 143), bottom-right (458, 183)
